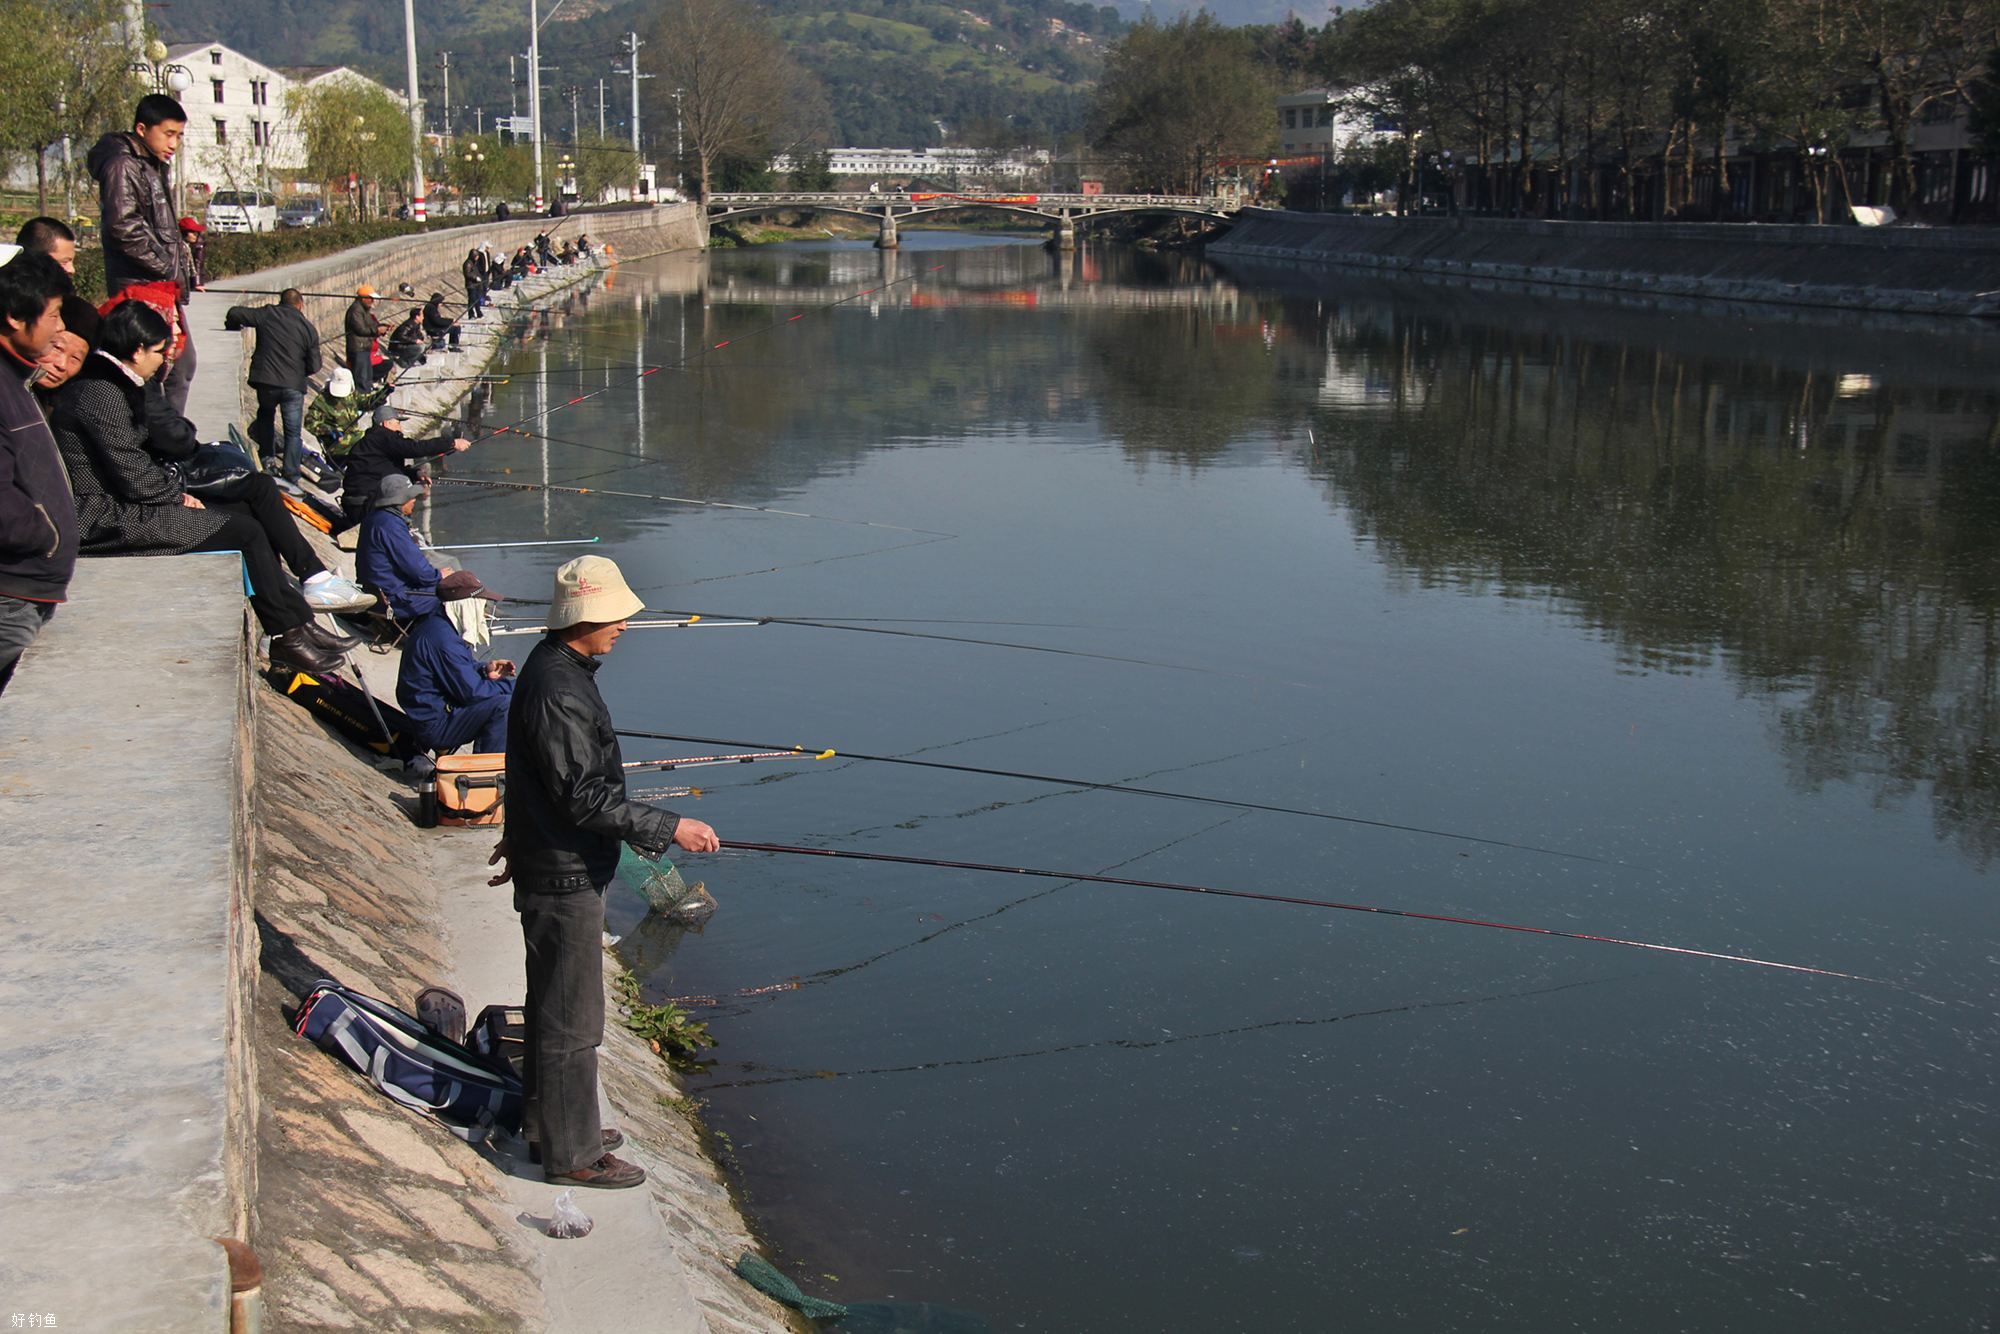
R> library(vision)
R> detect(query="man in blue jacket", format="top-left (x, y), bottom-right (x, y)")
top-left (397, 571), bottom-right (513, 754)
top-left (355, 472), bottom-right (442, 623)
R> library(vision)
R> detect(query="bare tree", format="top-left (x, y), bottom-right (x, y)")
top-left (646, 0), bottom-right (825, 201)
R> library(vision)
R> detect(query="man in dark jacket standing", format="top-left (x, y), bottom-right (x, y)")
top-left (489, 555), bottom-right (720, 1189)
top-left (225, 288), bottom-right (322, 485)
top-left (344, 286), bottom-right (386, 392)
top-left (88, 96), bottom-right (196, 414)
top-left (0, 253), bottom-right (76, 696)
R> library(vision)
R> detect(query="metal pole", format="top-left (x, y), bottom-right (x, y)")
top-left (437, 51), bottom-right (452, 144)
top-left (509, 55), bottom-right (517, 118)
top-left (403, 0), bottom-right (428, 221)
top-left (530, 0), bottom-right (545, 212)
top-left (626, 31), bottom-right (643, 199)
top-left (598, 78), bottom-right (606, 141)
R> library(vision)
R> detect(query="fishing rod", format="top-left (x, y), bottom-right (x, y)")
top-left (618, 729), bottom-right (1619, 865)
top-left (623, 748), bottom-right (837, 774)
top-left (718, 840), bottom-right (1883, 984)
top-left (433, 473), bottom-right (955, 537)
top-left (425, 536), bottom-right (598, 551)
top-left (486, 616), bottom-right (762, 637)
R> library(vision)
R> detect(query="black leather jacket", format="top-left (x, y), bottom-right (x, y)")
top-left (505, 635), bottom-right (678, 892)
top-left (85, 133), bottom-right (191, 298)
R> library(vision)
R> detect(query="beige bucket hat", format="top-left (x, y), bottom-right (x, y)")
top-left (547, 555), bottom-right (645, 629)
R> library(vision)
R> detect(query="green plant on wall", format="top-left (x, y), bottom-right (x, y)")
top-left (613, 969), bottom-right (715, 1061)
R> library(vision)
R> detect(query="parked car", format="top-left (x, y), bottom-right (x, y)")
top-left (206, 189), bottom-right (279, 233)
top-left (278, 200), bottom-right (327, 228)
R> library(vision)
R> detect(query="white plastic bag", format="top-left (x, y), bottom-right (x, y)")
top-left (547, 1188), bottom-right (593, 1239)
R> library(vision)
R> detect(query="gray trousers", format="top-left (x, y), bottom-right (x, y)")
top-left (0, 597), bottom-right (55, 697)
top-left (516, 882), bottom-right (608, 1175)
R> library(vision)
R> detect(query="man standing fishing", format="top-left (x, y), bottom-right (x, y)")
top-left (488, 555), bottom-right (719, 1189)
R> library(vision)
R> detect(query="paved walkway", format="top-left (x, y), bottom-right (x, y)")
top-left (0, 556), bottom-right (251, 1330)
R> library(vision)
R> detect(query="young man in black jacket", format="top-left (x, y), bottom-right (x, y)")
top-left (87, 95), bottom-right (196, 414)
top-left (224, 288), bottom-right (322, 484)
top-left (336, 404), bottom-right (470, 531)
top-left (489, 556), bottom-right (720, 1189)
top-left (0, 253), bottom-right (75, 695)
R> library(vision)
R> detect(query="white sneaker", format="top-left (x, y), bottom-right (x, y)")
top-left (304, 573), bottom-right (376, 612)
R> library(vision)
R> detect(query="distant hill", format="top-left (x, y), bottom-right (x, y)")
top-left (156, 0), bottom-right (1117, 149)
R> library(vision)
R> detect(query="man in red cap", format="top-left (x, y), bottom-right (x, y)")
top-left (177, 216), bottom-right (206, 289)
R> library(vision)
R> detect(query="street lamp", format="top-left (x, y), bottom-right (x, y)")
top-left (557, 151), bottom-right (575, 204)
top-left (460, 140), bottom-right (487, 212)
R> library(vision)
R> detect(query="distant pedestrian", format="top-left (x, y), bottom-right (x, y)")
top-left (344, 285), bottom-right (386, 392)
top-left (460, 249), bottom-right (487, 318)
top-left (0, 253), bottom-right (77, 696)
top-left (178, 217), bottom-right (207, 289)
top-left (224, 288), bottom-right (321, 484)
top-left (88, 95), bottom-right (197, 414)
top-left (489, 555), bottom-right (720, 1189)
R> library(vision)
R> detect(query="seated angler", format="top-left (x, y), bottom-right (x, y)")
top-left (356, 472), bottom-right (447, 624)
top-left (422, 292), bottom-right (462, 352)
top-left (396, 569), bottom-right (513, 756)
top-left (49, 301), bottom-right (369, 673)
top-left (338, 403), bottom-right (470, 531)
top-left (386, 307), bottom-right (428, 368)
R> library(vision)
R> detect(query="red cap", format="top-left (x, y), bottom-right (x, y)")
top-left (178, 216), bottom-right (205, 233)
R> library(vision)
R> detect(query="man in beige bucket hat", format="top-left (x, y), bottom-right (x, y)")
top-left (490, 555), bottom-right (719, 1189)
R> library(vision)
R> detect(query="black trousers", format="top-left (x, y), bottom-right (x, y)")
top-left (517, 883), bottom-right (609, 1175)
top-left (185, 474), bottom-right (324, 633)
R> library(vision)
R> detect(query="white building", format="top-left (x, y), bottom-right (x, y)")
top-left (1277, 87), bottom-right (1395, 158)
top-left (165, 43), bottom-right (402, 196)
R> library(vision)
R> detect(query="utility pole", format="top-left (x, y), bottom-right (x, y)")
top-left (673, 87), bottom-right (684, 181)
top-left (597, 78), bottom-right (606, 140)
top-left (402, 0), bottom-right (427, 221)
top-left (568, 84), bottom-right (581, 146)
top-left (508, 55), bottom-right (518, 118)
top-left (435, 51), bottom-right (452, 143)
top-left (529, 0), bottom-right (545, 211)
top-left (618, 31), bottom-right (652, 199)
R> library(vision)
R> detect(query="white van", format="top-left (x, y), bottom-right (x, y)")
top-left (206, 190), bottom-right (279, 234)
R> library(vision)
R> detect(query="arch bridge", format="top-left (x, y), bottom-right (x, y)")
top-left (705, 191), bottom-right (1235, 249)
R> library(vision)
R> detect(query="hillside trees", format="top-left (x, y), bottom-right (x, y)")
top-left (1089, 15), bottom-right (1275, 194)
top-left (646, 0), bottom-right (828, 199)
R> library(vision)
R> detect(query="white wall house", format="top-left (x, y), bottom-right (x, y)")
top-left (166, 44), bottom-right (402, 196)
top-left (770, 147), bottom-right (1054, 183)
top-left (1277, 88), bottom-right (1395, 157)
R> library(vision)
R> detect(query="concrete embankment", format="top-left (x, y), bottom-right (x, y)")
top-left (1209, 208), bottom-right (2000, 317)
top-left (1, 207), bottom-right (797, 1330)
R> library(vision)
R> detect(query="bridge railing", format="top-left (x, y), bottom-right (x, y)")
top-left (707, 192), bottom-right (1223, 211)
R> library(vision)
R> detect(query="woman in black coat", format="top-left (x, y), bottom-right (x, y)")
top-left (49, 302), bottom-right (360, 671)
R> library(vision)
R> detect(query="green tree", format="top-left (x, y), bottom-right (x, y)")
top-left (789, 148), bottom-right (835, 190)
top-left (0, 0), bottom-right (138, 216)
top-left (1089, 14), bottom-right (1275, 196)
top-left (287, 77), bottom-right (414, 219)
top-left (646, 0), bottom-right (826, 200)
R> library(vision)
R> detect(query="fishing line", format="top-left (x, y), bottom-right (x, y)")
top-left (672, 811), bottom-right (1249, 1009)
top-left (623, 731), bottom-right (1614, 864)
top-left (696, 977), bottom-right (1622, 1089)
top-left (715, 841), bottom-right (1885, 984)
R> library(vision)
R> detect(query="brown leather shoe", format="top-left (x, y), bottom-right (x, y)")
top-left (547, 1152), bottom-right (645, 1189)
top-left (527, 1128), bottom-right (624, 1165)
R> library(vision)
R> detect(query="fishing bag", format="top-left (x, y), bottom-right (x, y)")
top-left (427, 752), bottom-right (507, 828)
top-left (295, 980), bottom-right (523, 1142)
top-left (469, 1003), bottom-right (528, 1082)
top-left (265, 664), bottom-right (422, 761)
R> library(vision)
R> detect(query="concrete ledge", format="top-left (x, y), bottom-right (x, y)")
top-left (0, 554), bottom-right (254, 1331)
top-left (1210, 209), bottom-right (2000, 316)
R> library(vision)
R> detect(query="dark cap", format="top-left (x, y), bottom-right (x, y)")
top-left (439, 569), bottom-right (500, 601)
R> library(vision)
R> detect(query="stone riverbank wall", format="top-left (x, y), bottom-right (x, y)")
top-left (1208, 209), bottom-right (2000, 317)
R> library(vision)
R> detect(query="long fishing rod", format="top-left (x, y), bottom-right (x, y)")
top-left (486, 616), bottom-right (762, 637)
top-left (434, 473), bottom-right (955, 537)
top-left (426, 536), bottom-right (598, 551)
top-left (719, 840), bottom-right (1882, 984)
top-left (619, 729), bottom-right (1618, 865)
top-left (623, 748), bottom-right (837, 773)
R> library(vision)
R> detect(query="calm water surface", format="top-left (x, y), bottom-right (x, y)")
top-left (432, 236), bottom-right (2000, 1332)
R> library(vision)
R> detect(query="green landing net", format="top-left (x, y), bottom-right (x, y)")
top-left (615, 844), bottom-right (717, 923)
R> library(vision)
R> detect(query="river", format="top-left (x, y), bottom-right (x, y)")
top-left (429, 234), bottom-right (2000, 1333)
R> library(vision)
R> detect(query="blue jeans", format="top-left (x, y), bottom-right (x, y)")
top-left (251, 385), bottom-right (306, 480)
top-left (427, 692), bottom-right (509, 754)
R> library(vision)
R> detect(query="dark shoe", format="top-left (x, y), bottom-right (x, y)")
top-left (546, 1152), bottom-right (645, 1189)
top-left (269, 626), bottom-right (341, 674)
top-left (300, 619), bottom-right (363, 653)
top-left (528, 1128), bottom-right (624, 1165)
